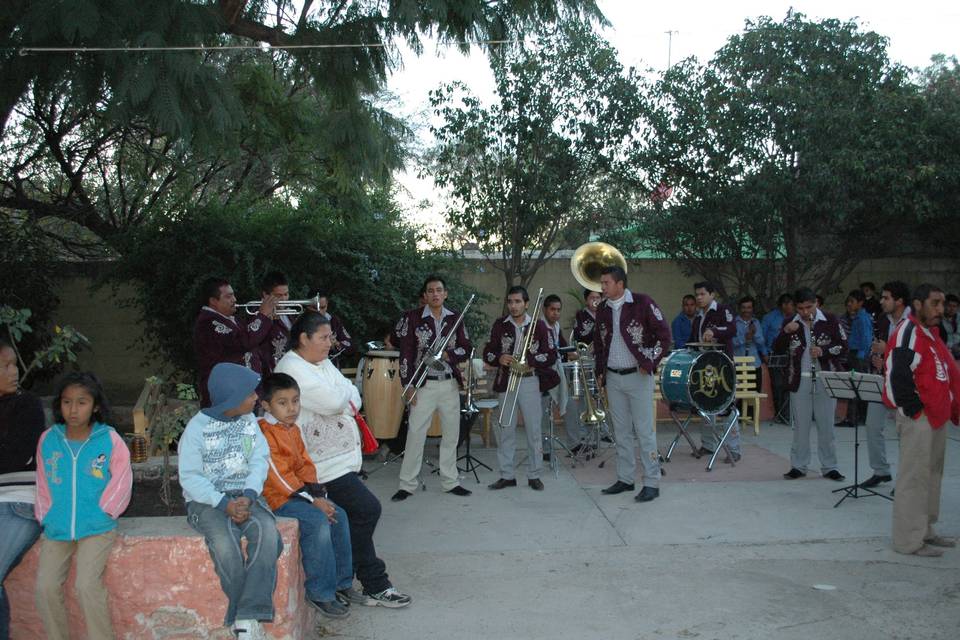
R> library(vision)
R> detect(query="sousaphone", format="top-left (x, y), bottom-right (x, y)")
top-left (570, 242), bottom-right (628, 292)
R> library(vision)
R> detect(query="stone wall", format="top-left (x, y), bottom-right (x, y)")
top-left (40, 257), bottom-right (960, 404)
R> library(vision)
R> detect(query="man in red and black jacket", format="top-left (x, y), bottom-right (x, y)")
top-left (689, 281), bottom-right (741, 457)
top-left (593, 267), bottom-right (671, 503)
top-left (391, 274), bottom-right (472, 502)
top-left (883, 283), bottom-right (960, 557)
top-left (484, 286), bottom-right (559, 491)
top-left (773, 288), bottom-right (848, 482)
top-left (572, 289), bottom-right (602, 346)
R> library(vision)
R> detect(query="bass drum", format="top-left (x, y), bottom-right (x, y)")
top-left (362, 350), bottom-right (404, 438)
top-left (660, 348), bottom-right (736, 415)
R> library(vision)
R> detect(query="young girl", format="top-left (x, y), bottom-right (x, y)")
top-left (34, 372), bottom-right (132, 640)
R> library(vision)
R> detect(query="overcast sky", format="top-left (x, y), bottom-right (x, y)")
top-left (386, 0), bottom-right (960, 238)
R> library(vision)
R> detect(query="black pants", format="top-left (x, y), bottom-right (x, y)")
top-left (325, 472), bottom-right (391, 594)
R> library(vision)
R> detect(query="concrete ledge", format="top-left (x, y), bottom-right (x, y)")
top-left (9, 517), bottom-right (315, 639)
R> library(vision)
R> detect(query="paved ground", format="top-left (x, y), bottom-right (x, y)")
top-left (313, 421), bottom-right (960, 640)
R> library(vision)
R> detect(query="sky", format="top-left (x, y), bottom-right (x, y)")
top-left (385, 0), bottom-right (960, 240)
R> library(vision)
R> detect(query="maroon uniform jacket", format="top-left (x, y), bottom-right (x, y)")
top-left (193, 307), bottom-right (274, 406)
top-left (483, 315), bottom-right (560, 393)
top-left (593, 291), bottom-right (671, 378)
top-left (394, 306), bottom-right (471, 388)
top-left (772, 309), bottom-right (848, 392)
top-left (255, 316), bottom-right (293, 377)
top-left (329, 314), bottom-right (355, 358)
top-left (572, 308), bottom-right (597, 346)
top-left (689, 301), bottom-right (736, 357)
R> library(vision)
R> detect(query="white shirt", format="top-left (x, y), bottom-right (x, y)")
top-left (607, 291), bottom-right (639, 369)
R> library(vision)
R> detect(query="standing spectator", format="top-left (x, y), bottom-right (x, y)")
top-left (671, 295), bottom-right (697, 350)
top-left (836, 290), bottom-right (873, 427)
top-left (762, 293), bottom-right (795, 423)
top-left (35, 373), bottom-right (132, 640)
top-left (860, 281), bottom-right (883, 333)
top-left (938, 293), bottom-right (960, 359)
top-left (733, 296), bottom-right (766, 391)
top-left (0, 339), bottom-right (46, 640)
top-left (883, 284), bottom-right (960, 557)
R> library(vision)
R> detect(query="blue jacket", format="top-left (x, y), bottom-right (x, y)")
top-left (35, 423), bottom-right (132, 541)
top-left (761, 310), bottom-right (785, 349)
top-left (671, 313), bottom-right (693, 350)
top-left (847, 308), bottom-right (873, 359)
top-left (733, 316), bottom-right (766, 366)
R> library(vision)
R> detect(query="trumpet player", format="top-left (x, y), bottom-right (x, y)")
top-left (484, 286), bottom-right (559, 491)
top-left (257, 271), bottom-right (292, 376)
top-left (309, 290), bottom-right (355, 362)
top-left (392, 275), bottom-right (472, 502)
top-left (543, 295), bottom-right (583, 453)
top-left (193, 277), bottom-right (278, 407)
top-left (594, 266), bottom-right (670, 502)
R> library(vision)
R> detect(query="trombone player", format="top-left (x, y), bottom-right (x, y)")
top-left (391, 275), bottom-right (473, 502)
top-left (484, 286), bottom-right (559, 491)
top-left (594, 266), bottom-right (671, 503)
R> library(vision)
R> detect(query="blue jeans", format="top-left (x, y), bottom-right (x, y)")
top-left (0, 502), bottom-right (41, 640)
top-left (274, 500), bottom-right (353, 602)
top-left (187, 499), bottom-right (283, 626)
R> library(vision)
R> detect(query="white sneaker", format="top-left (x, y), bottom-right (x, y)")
top-left (233, 619), bottom-right (267, 639)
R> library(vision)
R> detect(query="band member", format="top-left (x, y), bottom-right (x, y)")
top-left (594, 266), bottom-right (670, 502)
top-left (774, 288), bottom-right (848, 481)
top-left (193, 277), bottom-right (277, 406)
top-left (392, 275), bottom-right (472, 501)
top-left (690, 281), bottom-right (741, 460)
top-left (309, 290), bottom-right (355, 361)
top-left (884, 284), bottom-right (960, 557)
top-left (542, 295), bottom-right (577, 453)
top-left (572, 289), bottom-right (602, 345)
top-left (257, 271), bottom-right (292, 376)
top-left (861, 281), bottom-right (911, 488)
top-left (484, 286), bottom-right (559, 491)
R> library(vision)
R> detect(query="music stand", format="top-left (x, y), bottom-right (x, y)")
top-left (457, 408), bottom-right (492, 483)
top-left (765, 355), bottom-right (790, 423)
top-left (819, 371), bottom-right (893, 508)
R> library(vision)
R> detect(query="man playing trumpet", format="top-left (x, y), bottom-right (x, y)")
top-left (392, 275), bottom-right (472, 502)
top-left (484, 286), bottom-right (559, 491)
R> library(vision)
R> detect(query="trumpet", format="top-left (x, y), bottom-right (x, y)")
top-left (498, 288), bottom-right (545, 428)
top-left (237, 295), bottom-right (320, 317)
top-left (403, 294), bottom-right (476, 404)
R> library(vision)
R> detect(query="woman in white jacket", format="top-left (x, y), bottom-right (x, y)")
top-left (276, 312), bottom-right (411, 609)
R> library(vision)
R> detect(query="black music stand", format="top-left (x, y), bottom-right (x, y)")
top-left (457, 408), bottom-right (492, 482)
top-left (765, 355), bottom-right (790, 423)
top-left (820, 371), bottom-right (893, 508)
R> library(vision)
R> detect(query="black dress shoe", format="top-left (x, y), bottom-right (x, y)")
top-left (859, 474), bottom-right (892, 488)
top-left (601, 481), bottom-right (635, 495)
top-left (391, 490), bottom-right (413, 502)
top-left (447, 485), bottom-right (472, 496)
top-left (528, 478), bottom-right (544, 491)
top-left (634, 486), bottom-right (659, 502)
top-left (822, 470), bottom-right (845, 481)
top-left (696, 446), bottom-right (714, 456)
top-left (488, 478), bottom-right (517, 490)
top-left (783, 468), bottom-right (806, 479)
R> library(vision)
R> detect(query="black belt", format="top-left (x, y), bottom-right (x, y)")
top-left (606, 366), bottom-right (639, 376)
top-left (426, 373), bottom-right (454, 381)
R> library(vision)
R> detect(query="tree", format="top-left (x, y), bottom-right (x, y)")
top-left (428, 20), bottom-right (638, 298)
top-left (620, 13), bottom-right (926, 308)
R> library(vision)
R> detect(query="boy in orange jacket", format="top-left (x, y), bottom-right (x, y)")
top-left (258, 373), bottom-right (357, 618)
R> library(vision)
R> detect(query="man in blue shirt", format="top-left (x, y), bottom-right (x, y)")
top-left (733, 296), bottom-right (766, 391)
top-left (761, 293), bottom-right (795, 423)
top-left (671, 294), bottom-right (697, 349)
top-left (836, 289), bottom-right (873, 426)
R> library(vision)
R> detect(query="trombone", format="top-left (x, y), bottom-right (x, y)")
top-left (575, 342), bottom-right (605, 426)
top-left (498, 287), bottom-right (545, 428)
top-left (237, 295), bottom-right (320, 316)
top-left (403, 294), bottom-right (476, 404)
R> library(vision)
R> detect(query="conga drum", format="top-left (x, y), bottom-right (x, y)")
top-left (362, 350), bottom-right (404, 438)
top-left (660, 348), bottom-right (737, 415)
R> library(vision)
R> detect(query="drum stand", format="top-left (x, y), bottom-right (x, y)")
top-left (663, 406), bottom-right (740, 471)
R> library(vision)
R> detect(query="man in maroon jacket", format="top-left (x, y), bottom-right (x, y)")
top-left (883, 283), bottom-right (960, 557)
top-left (309, 290), bottom-right (356, 365)
top-left (573, 289), bottom-right (602, 346)
top-left (594, 267), bottom-right (671, 502)
top-left (689, 281), bottom-right (741, 458)
top-left (484, 286), bottom-right (559, 491)
top-left (193, 277), bottom-right (277, 407)
top-left (391, 275), bottom-right (472, 502)
top-left (773, 288), bottom-right (848, 481)
top-left (256, 271), bottom-right (292, 377)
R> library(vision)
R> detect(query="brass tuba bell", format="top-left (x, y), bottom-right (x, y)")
top-left (570, 242), bottom-right (628, 292)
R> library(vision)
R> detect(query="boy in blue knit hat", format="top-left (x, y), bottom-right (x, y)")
top-left (178, 363), bottom-right (282, 639)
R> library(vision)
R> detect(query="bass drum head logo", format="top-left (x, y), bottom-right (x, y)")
top-left (688, 351), bottom-right (736, 413)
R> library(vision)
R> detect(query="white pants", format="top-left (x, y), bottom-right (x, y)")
top-left (398, 378), bottom-right (461, 492)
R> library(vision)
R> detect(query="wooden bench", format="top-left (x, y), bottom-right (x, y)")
top-left (652, 356), bottom-right (767, 434)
